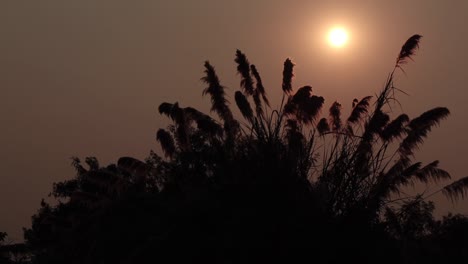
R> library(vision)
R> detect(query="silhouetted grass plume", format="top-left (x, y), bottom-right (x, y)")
top-left (5, 34), bottom-right (468, 264)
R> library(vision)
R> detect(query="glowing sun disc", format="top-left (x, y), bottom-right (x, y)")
top-left (328, 28), bottom-right (348, 47)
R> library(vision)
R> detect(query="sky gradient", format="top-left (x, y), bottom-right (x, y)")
top-left (1, 0), bottom-right (468, 240)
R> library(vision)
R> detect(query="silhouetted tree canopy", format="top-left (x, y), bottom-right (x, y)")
top-left (4, 35), bottom-right (468, 264)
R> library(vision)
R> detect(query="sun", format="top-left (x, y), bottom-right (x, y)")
top-left (328, 28), bottom-right (348, 47)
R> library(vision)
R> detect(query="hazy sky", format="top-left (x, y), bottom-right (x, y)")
top-left (1, 0), bottom-right (468, 240)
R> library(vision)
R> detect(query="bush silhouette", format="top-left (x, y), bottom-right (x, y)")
top-left (16, 35), bottom-right (468, 264)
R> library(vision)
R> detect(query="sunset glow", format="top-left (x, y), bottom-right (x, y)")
top-left (328, 28), bottom-right (348, 47)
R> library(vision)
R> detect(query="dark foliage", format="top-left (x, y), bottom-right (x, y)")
top-left (9, 35), bottom-right (468, 264)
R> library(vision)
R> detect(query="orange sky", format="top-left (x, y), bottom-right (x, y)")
top-left (1, 0), bottom-right (468, 240)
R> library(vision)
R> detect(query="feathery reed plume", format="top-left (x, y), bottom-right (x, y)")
top-left (391, 161), bottom-right (451, 190)
top-left (235, 50), bottom-right (255, 95)
top-left (377, 156), bottom-right (412, 195)
top-left (283, 86), bottom-right (308, 116)
top-left (158, 102), bottom-right (174, 118)
top-left (303, 95), bottom-right (325, 124)
top-left (235, 91), bottom-right (254, 121)
top-left (282, 58), bottom-right (294, 94)
top-left (248, 64), bottom-right (265, 116)
top-left (347, 96), bottom-right (372, 124)
top-left (408, 107), bottom-right (450, 130)
top-left (156, 129), bottom-right (176, 158)
top-left (158, 103), bottom-right (194, 139)
top-left (400, 162), bottom-right (423, 185)
top-left (201, 61), bottom-right (234, 123)
top-left (169, 102), bottom-right (183, 122)
top-left (380, 114), bottom-right (409, 142)
top-left (283, 97), bottom-right (296, 116)
top-left (317, 118), bottom-right (330, 135)
top-left (366, 110), bottom-right (390, 137)
top-left (252, 89), bottom-right (263, 117)
top-left (442, 176), bottom-right (468, 202)
top-left (329, 101), bottom-right (342, 131)
top-left (413, 160), bottom-right (451, 184)
top-left (293, 85), bottom-right (312, 103)
top-left (396, 34), bottom-right (422, 67)
top-left (284, 86), bottom-right (324, 124)
top-left (250, 64), bottom-right (269, 106)
top-left (399, 107), bottom-right (450, 156)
